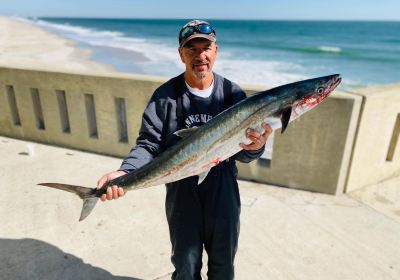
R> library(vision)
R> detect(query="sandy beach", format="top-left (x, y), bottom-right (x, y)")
top-left (0, 16), bottom-right (116, 74)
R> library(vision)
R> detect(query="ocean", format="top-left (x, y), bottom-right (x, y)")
top-left (23, 17), bottom-right (400, 89)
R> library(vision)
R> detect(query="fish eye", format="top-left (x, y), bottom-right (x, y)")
top-left (317, 87), bottom-right (325, 94)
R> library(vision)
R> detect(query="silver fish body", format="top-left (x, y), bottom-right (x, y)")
top-left (39, 74), bottom-right (341, 221)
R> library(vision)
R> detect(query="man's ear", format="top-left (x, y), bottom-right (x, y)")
top-left (178, 47), bottom-right (185, 63)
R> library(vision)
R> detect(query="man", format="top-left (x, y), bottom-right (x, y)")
top-left (97, 20), bottom-right (272, 279)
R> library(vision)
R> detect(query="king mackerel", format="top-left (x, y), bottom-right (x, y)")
top-left (39, 74), bottom-right (341, 221)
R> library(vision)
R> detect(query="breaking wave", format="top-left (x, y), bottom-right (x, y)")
top-left (19, 17), bottom-right (306, 87)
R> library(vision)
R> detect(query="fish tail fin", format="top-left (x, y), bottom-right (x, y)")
top-left (79, 197), bottom-right (99, 221)
top-left (38, 183), bottom-right (98, 222)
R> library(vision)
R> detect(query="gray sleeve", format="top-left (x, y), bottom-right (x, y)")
top-left (230, 82), bottom-right (265, 163)
top-left (119, 90), bottom-right (167, 172)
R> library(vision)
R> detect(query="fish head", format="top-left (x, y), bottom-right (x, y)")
top-left (291, 74), bottom-right (341, 119)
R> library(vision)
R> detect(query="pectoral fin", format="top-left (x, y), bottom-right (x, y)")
top-left (280, 107), bottom-right (292, 134)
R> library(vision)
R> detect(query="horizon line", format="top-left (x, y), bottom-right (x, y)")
top-left (5, 15), bottom-right (400, 23)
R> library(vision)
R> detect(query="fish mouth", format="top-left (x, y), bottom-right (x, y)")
top-left (293, 74), bottom-right (342, 113)
top-left (316, 75), bottom-right (341, 103)
top-left (329, 75), bottom-right (342, 92)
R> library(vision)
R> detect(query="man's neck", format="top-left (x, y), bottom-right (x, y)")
top-left (184, 72), bottom-right (214, 90)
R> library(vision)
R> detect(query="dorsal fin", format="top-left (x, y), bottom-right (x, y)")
top-left (174, 127), bottom-right (199, 139)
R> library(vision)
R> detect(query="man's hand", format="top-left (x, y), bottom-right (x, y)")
top-left (96, 170), bottom-right (127, 202)
top-left (240, 123), bottom-right (272, 151)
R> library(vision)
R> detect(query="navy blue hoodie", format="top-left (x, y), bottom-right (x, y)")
top-left (120, 72), bottom-right (264, 173)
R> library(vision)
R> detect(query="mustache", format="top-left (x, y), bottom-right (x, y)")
top-left (193, 61), bottom-right (209, 65)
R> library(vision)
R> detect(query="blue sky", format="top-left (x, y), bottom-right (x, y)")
top-left (0, 0), bottom-right (399, 21)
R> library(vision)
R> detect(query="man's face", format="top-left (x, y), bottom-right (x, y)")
top-left (179, 38), bottom-right (218, 80)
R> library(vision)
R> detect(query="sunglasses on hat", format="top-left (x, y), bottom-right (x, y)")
top-left (179, 23), bottom-right (216, 45)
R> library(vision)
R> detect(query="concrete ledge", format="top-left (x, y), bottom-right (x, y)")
top-left (0, 67), bottom-right (166, 157)
top-left (345, 85), bottom-right (400, 192)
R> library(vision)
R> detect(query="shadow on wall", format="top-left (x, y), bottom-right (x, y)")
top-left (0, 238), bottom-right (141, 280)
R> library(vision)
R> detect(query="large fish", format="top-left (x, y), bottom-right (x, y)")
top-left (39, 74), bottom-right (341, 221)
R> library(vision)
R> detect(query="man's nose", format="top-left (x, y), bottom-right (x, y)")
top-left (196, 50), bottom-right (207, 59)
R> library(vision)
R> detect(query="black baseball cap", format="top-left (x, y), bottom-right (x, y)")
top-left (178, 20), bottom-right (216, 48)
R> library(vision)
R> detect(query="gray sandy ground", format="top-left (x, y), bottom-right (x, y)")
top-left (1, 136), bottom-right (399, 280)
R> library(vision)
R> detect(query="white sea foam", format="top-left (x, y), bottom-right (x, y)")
top-left (215, 58), bottom-right (306, 88)
top-left (20, 17), bottom-right (307, 87)
top-left (26, 18), bottom-right (179, 65)
top-left (318, 46), bottom-right (342, 53)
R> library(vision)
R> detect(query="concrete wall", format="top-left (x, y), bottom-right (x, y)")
top-left (0, 67), bottom-right (166, 157)
top-left (345, 85), bottom-right (400, 192)
top-left (1, 67), bottom-right (399, 194)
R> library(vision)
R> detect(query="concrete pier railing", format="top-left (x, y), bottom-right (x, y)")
top-left (345, 85), bottom-right (400, 192)
top-left (0, 67), bottom-right (165, 157)
top-left (1, 67), bottom-right (399, 194)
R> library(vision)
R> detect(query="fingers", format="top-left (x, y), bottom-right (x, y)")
top-left (100, 187), bottom-right (114, 201)
top-left (262, 123), bottom-right (273, 135)
top-left (239, 143), bottom-right (252, 150)
top-left (97, 170), bottom-right (127, 202)
top-left (100, 186), bottom-right (125, 202)
top-left (247, 131), bottom-right (264, 145)
top-left (246, 123), bottom-right (272, 138)
top-left (240, 123), bottom-right (273, 151)
top-left (240, 141), bottom-right (262, 150)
